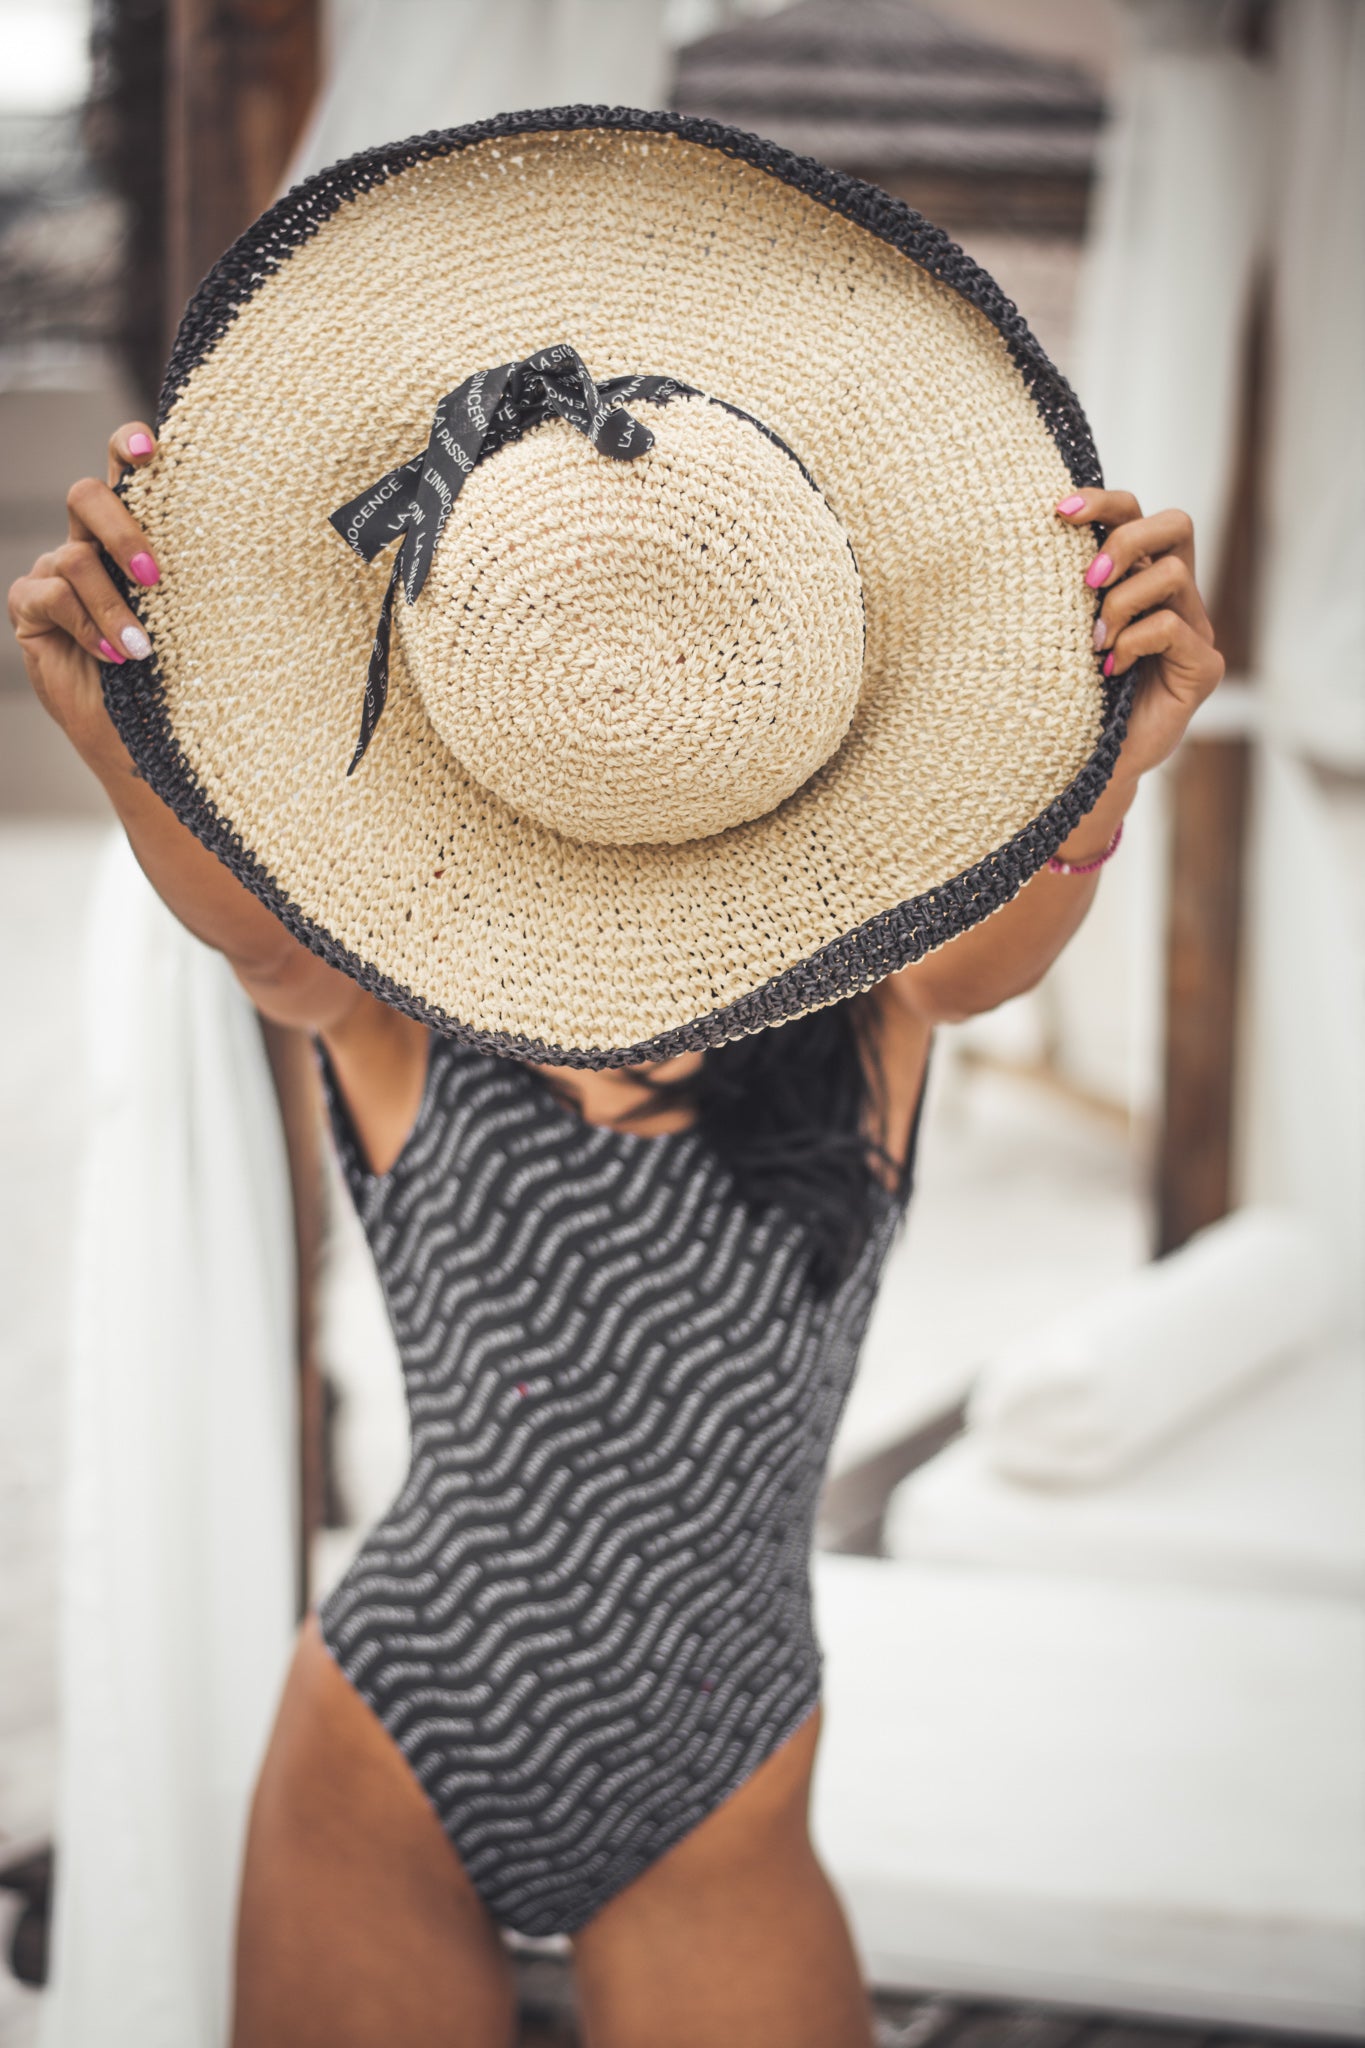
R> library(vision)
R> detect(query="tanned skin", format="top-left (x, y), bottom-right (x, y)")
top-left (10, 425), bottom-right (1221, 2048)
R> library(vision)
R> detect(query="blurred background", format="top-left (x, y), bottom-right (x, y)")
top-left (1, 3), bottom-right (1362, 2045)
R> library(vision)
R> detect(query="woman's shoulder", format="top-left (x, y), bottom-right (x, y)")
top-left (317, 996), bottom-right (433, 1179)
top-left (863, 981), bottom-right (932, 1082)
top-left (861, 984), bottom-right (933, 1185)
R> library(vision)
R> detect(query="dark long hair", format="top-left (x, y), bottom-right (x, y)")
top-left (617, 993), bottom-right (907, 1294)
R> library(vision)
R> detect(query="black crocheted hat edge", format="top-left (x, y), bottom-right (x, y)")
top-left (110, 102), bottom-right (1122, 1070)
top-left (103, 598), bottom-right (1134, 1070)
top-left (156, 102), bottom-right (1101, 488)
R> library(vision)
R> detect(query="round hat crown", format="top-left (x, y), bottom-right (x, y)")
top-left (395, 395), bottom-right (865, 846)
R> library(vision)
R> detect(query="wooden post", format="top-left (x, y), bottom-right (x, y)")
top-left (1154, 741), bottom-right (1251, 1252)
top-left (163, 0), bottom-right (325, 1607)
top-left (259, 1021), bottom-right (328, 1618)
top-left (164, 0), bottom-right (319, 331)
top-left (1153, 282), bottom-right (1266, 1254)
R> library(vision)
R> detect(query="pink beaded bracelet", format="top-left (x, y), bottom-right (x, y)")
top-left (1046, 820), bottom-right (1124, 877)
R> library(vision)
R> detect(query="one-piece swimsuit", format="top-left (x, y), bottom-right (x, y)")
top-left (319, 1033), bottom-right (917, 1936)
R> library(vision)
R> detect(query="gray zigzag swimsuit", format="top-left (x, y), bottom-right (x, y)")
top-left (319, 1033), bottom-right (914, 1936)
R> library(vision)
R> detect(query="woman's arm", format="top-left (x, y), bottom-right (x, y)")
top-left (9, 421), bottom-right (431, 1169)
top-left (7, 420), bottom-right (364, 1034)
top-left (885, 488), bottom-right (1224, 1026)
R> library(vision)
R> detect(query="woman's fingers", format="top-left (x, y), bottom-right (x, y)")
top-left (48, 539), bottom-right (152, 661)
top-left (1093, 553), bottom-right (1213, 655)
top-left (1056, 492), bottom-right (1197, 576)
top-left (1057, 491), bottom-right (1208, 627)
top-left (1055, 486), bottom-right (1223, 777)
top-left (1092, 506), bottom-right (1198, 586)
top-left (106, 420), bottom-right (157, 487)
top-left (1056, 487), bottom-right (1143, 532)
top-left (1109, 607), bottom-right (1223, 706)
top-left (7, 419), bottom-right (161, 743)
top-left (9, 571), bottom-right (109, 667)
top-left (1058, 495), bottom-right (1197, 580)
top-left (66, 475), bottom-right (161, 589)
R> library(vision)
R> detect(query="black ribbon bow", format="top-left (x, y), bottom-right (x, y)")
top-left (330, 344), bottom-right (692, 774)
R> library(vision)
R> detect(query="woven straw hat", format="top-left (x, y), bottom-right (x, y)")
top-left (107, 107), bottom-right (1127, 1068)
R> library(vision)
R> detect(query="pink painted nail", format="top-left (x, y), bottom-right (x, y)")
top-left (98, 637), bottom-right (126, 664)
top-left (127, 432), bottom-right (153, 457)
top-left (1103, 653), bottom-right (1116, 678)
top-left (1085, 552), bottom-right (1113, 589)
top-left (129, 551), bottom-right (160, 586)
top-left (1092, 617), bottom-right (1107, 652)
top-left (1056, 494), bottom-right (1086, 516)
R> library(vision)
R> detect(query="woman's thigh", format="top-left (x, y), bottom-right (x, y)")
top-left (232, 1617), bottom-right (516, 2048)
top-left (571, 1707), bottom-right (874, 2048)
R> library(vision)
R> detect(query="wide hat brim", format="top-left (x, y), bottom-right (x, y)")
top-left (108, 106), bottom-right (1129, 1068)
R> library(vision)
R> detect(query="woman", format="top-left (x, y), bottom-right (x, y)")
top-left (10, 116), bottom-right (1221, 2048)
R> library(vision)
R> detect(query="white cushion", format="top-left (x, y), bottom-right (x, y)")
top-left (969, 1208), bottom-right (1339, 1487)
top-left (884, 1342), bottom-right (1365, 1600)
top-left (811, 1553), bottom-right (1365, 2032)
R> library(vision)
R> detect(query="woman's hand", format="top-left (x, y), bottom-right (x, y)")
top-left (6, 420), bottom-right (162, 765)
top-left (6, 417), bottom-right (369, 1035)
top-left (1056, 487), bottom-right (1225, 784)
top-left (885, 488), bottom-right (1224, 1026)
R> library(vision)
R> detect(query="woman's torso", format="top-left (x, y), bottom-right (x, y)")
top-left (314, 1020), bottom-right (924, 1934)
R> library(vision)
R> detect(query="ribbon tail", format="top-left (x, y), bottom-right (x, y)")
top-left (347, 551), bottom-right (402, 776)
top-left (591, 401), bottom-right (656, 459)
top-left (330, 452), bottom-right (424, 562)
top-left (588, 373), bottom-right (688, 459)
top-left (404, 360), bottom-right (516, 603)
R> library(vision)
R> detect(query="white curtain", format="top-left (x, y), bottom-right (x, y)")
top-left (41, 838), bottom-right (298, 2048)
top-left (1236, 7), bottom-right (1365, 1319)
top-left (1072, 0), bottom-right (1272, 600)
top-left (1046, 0), bottom-right (1272, 1120)
top-left (1256, 0), bottom-right (1365, 770)
top-left (1050, 0), bottom-right (1365, 1216)
top-left (288, 0), bottom-right (669, 182)
top-left (1239, 748), bottom-right (1365, 1327)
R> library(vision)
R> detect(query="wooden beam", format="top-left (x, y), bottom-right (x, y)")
top-left (258, 1022), bottom-right (327, 1616)
top-left (164, 0), bottom-right (319, 335)
top-left (1153, 281), bottom-right (1266, 1255)
top-left (164, 0), bottom-right (325, 1607)
top-left (1154, 735), bottom-right (1251, 1253)
top-left (87, 0), bottom-right (171, 410)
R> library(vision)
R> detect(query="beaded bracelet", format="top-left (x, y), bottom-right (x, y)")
top-left (1046, 820), bottom-right (1124, 877)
